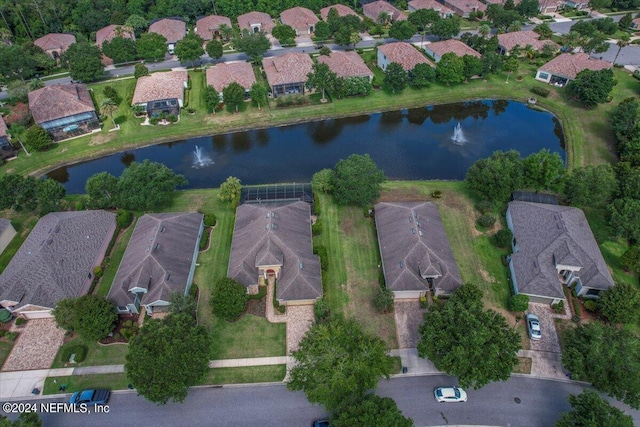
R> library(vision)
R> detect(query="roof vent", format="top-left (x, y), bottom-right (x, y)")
top-left (409, 217), bottom-right (413, 223)
top-left (411, 228), bottom-right (416, 234)
top-left (86, 235), bottom-right (90, 239)
top-left (419, 230), bottom-right (423, 236)
top-left (399, 261), bottom-right (404, 268)
top-left (166, 273), bottom-right (171, 281)
top-left (160, 226), bottom-right (165, 233)
top-left (154, 243), bottom-right (159, 250)
top-left (265, 224), bottom-right (270, 230)
top-left (271, 212), bottom-right (275, 218)
top-left (266, 212), bottom-right (270, 218)
top-left (271, 223), bottom-right (277, 230)
top-left (417, 222), bottom-right (421, 228)
top-left (299, 262), bottom-right (304, 270)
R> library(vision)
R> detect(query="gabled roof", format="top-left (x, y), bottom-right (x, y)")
top-left (280, 6), bottom-right (319, 30)
top-left (195, 15), bottom-right (232, 41)
top-left (442, 0), bottom-right (487, 13)
top-left (107, 212), bottom-right (203, 308)
top-left (320, 4), bottom-right (360, 21)
top-left (237, 11), bottom-right (275, 33)
top-left (0, 219), bottom-right (12, 234)
top-left (538, 53), bottom-right (612, 80)
top-left (263, 53), bottom-right (314, 87)
top-left (497, 30), bottom-right (559, 52)
top-left (317, 51), bottom-right (373, 79)
top-left (206, 61), bottom-right (257, 92)
top-left (95, 25), bottom-right (135, 48)
top-left (131, 70), bottom-right (188, 105)
top-left (408, 0), bottom-right (455, 15)
top-left (508, 201), bottom-right (614, 299)
top-left (34, 33), bottom-right (76, 52)
top-left (0, 211), bottom-right (116, 311)
top-left (228, 202), bottom-right (322, 302)
top-left (378, 42), bottom-right (434, 71)
top-left (148, 18), bottom-right (186, 43)
top-left (375, 202), bottom-right (462, 293)
top-left (28, 84), bottom-right (96, 125)
top-left (363, 0), bottom-right (407, 21)
top-left (426, 39), bottom-right (481, 59)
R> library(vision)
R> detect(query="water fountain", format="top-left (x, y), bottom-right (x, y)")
top-left (451, 122), bottom-right (467, 145)
top-left (192, 145), bottom-right (213, 168)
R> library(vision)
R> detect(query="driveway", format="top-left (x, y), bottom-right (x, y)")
top-left (394, 300), bottom-right (426, 349)
top-left (527, 303), bottom-right (561, 354)
top-left (294, 34), bottom-right (314, 48)
top-left (2, 319), bottom-right (65, 371)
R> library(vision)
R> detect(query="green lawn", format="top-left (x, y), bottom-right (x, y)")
top-left (51, 337), bottom-right (128, 369)
top-left (199, 365), bottom-right (286, 385)
top-left (96, 218), bottom-right (136, 297)
top-left (43, 373), bottom-right (129, 395)
top-left (0, 340), bottom-right (15, 367)
top-left (209, 314), bottom-right (286, 359)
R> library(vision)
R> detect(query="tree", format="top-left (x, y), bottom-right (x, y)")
top-left (72, 295), bottom-right (118, 341)
top-left (431, 16), bottom-right (461, 40)
top-left (418, 283), bottom-right (521, 389)
top-left (389, 20), bottom-right (417, 41)
top-left (234, 29), bottom-right (270, 62)
top-left (62, 42), bottom-right (104, 82)
top-left (613, 34), bottom-right (630, 65)
top-left (272, 24), bottom-right (296, 45)
top-left (437, 52), bottom-right (465, 85)
top-left (478, 23), bottom-right (491, 38)
top-left (522, 148), bottom-right (566, 192)
top-left (507, 20), bottom-right (522, 32)
top-left (125, 14), bottom-right (148, 36)
top-left (134, 63), bottom-right (149, 79)
top-left (311, 168), bottom-right (334, 193)
top-left (249, 82), bottom-right (267, 110)
top-left (564, 164), bottom-right (617, 208)
top-left (223, 82), bottom-right (246, 113)
top-left (136, 32), bottom-right (167, 61)
top-left (314, 21), bottom-right (330, 40)
top-left (410, 62), bottom-right (436, 88)
top-left (210, 277), bottom-right (248, 321)
top-left (52, 298), bottom-right (78, 332)
top-left (611, 98), bottom-right (640, 147)
top-left (174, 33), bottom-right (204, 67)
top-left (516, 0), bottom-right (540, 17)
top-left (287, 317), bottom-right (395, 410)
top-left (218, 176), bottom-right (242, 204)
top-left (219, 23), bottom-right (234, 42)
top-left (117, 160), bottom-right (188, 210)
top-left (482, 52), bottom-right (503, 75)
top-left (101, 36), bottom-right (137, 64)
top-left (0, 44), bottom-right (38, 82)
top-left (619, 12), bottom-right (633, 29)
top-left (608, 198), bottom-right (640, 241)
top-left (409, 9), bottom-right (440, 45)
top-left (206, 39), bottom-right (223, 60)
top-left (383, 62), bottom-right (408, 93)
top-left (0, 411), bottom-right (43, 427)
top-left (331, 394), bottom-right (413, 427)
top-left (85, 171), bottom-right (119, 209)
top-left (169, 293), bottom-right (197, 316)
top-left (503, 56), bottom-right (519, 83)
top-left (555, 389), bottom-right (634, 427)
top-left (100, 97), bottom-right (118, 128)
top-left (562, 322), bottom-right (640, 409)
top-left (534, 23), bottom-right (553, 39)
top-left (465, 150), bottom-right (523, 205)
top-left (306, 62), bottom-right (337, 101)
top-left (462, 54), bottom-right (483, 81)
top-left (6, 80), bottom-right (29, 102)
top-left (621, 245), bottom-right (640, 274)
top-left (566, 68), bottom-right (614, 108)
top-left (24, 125), bottom-right (52, 152)
top-left (332, 154), bottom-right (386, 207)
top-left (36, 178), bottom-right (65, 215)
top-left (599, 282), bottom-right (640, 324)
top-left (508, 294), bottom-right (529, 312)
top-left (203, 85), bottom-right (221, 113)
top-left (2, 175), bottom-right (38, 212)
top-left (125, 313), bottom-right (210, 404)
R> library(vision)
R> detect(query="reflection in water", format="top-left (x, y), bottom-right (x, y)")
top-left (255, 129), bottom-right (269, 146)
top-left (212, 134), bottom-right (228, 152)
top-left (47, 166), bottom-right (69, 183)
top-left (492, 100), bottom-right (508, 117)
top-left (120, 152), bottom-right (135, 167)
top-left (427, 101), bottom-right (490, 124)
top-left (379, 110), bottom-right (404, 129)
top-left (307, 119), bottom-right (344, 144)
top-left (231, 132), bottom-right (251, 152)
top-left (552, 117), bottom-right (565, 150)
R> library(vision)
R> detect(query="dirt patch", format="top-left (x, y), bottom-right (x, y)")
top-left (245, 296), bottom-right (266, 318)
top-left (379, 187), bottom-right (425, 202)
top-left (340, 215), bottom-right (355, 236)
top-left (478, 268), bottom-right (496, 283)
top-left (89, 133), bottom-right (116, 146)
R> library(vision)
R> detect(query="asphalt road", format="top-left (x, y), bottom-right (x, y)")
top-left (4, 375), bottom-right (636, 427)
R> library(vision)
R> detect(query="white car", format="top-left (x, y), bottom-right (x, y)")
top-left (526, 313), bottom-right (542, 340)
top-left (434, 386), bottom-right (467, 403)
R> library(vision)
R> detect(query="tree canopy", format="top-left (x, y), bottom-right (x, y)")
top-left (417, 283), bottom-right (521, 389)
top-left (218, 176), bottom-right (242, 204)
top-left (101, 36), bottom-right (137, 64)
top-left (116, 160), bottom-right (188, 210)
top-left (607, 198), bottom-right (640, 241)
top-left (53, 295), bottom-right (118, 341)
top-left (234, 30), bottom-right (271, 62)
top-left (564, 164), bottom-right (617, 208)
top-left (389, 20), bottom-right (417, 41)
top-left (598, 282), bottom-right (640, 324)
top-left (384, 62), bottom-right (408, 93)
top-left (331, 154), bottom-right (386, 207)
top-left (271, 24), bottom-right (296, 44)
top-left (85, 171), bottom-right (119, 209)
top-left (465, 149), bottom-right (523, 203)
top-left (555, 389), bottom-right (634, 427)
top-left (223, 82), bottom-right (246, 113)
top-left (136, 32), bottom-right (168, 61)
top-left (437, 52), bottom-right (465, 85)
top-left (63, 42), bottom-right (104, 82)
top-left (306, 62), bottom-right (338, 101)
top-left (125, 313), bottom-right (210, 404)
top-left (210, 277), bottom-right (248, 321)
top-left (287, 317), bottom-right (395, 410)
top-left (331, 394), bottom-right (413, 427)
top-left (566, 68), bottom-right (615, 108)
top-left (174, 33), bottom-right (204, 66)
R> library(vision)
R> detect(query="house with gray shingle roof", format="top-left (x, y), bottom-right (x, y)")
top-left (237, 11), bottom-right (275, 34)
top-left (375, 202), bottom-right (462, 298)
top-left (506, 201), bottom-right (614, 304)
top-left (280, 6), bottom-right (320, 35)
top-left (363, 0), bottom-right (407, 22)
top-left (317, 51), bottom-right (373, 81)
top-left (131, 70), bottom-right (188, 117)
top-left (408, 0), bottom-right (454, 18)
top-left (535, 53), bottom-right (612, 87)
top-left (0, 219), bottom-right (16, 255)
top-left (206, 61), bottom-right (257, 98)
top-left (28, 84), bottom-right (100, 141)
top-left (108, 212), bottom-right (203, 315)
top-left (377, 42), bottom-right (434, 72)
top-left (34, 33), bottom-right (76, 60)
top-left (196, 15), bottom-right (233, 41)
top-left (228, 202), bottom-right (322, 305)
top-left (263, 52), bottom-right (314, 98)
top-left (424, 39), bottom-right (481, 62)
top-left (148, 18), bottom-right (186, 53)
top-left (0, 211), bottom-right (116, 319)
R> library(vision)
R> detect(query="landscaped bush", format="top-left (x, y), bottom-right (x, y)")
top-left (531, 86), bottom-right (551, 98)
top-left (476, 214), bottom-right (497, 228)
top-left (476, 200), bottom-right (493, 214)
top-left (120, 320), bottom-right (139, 341)
top-left (573, 298), bottom-right (582, 322)
top-left (583, 300), bottom-right (598, 312)
top-left (116, 209), bottom-right (132, 228)
top-left (431, 190), bottom-right (442, 199)
top-left (272, 281), bottom-right (286, 314)
top-left (508, 294), bottom-right (529, 312)
top-left (204, 213), bottom-right (217, 227)
top-left (373, 286), bottom-right (394, 314)
top-left (168, 115), bottom-right (178, 123)
top-left (312, 219), bottom-right (322, 236)
top-left (93, 266), bottom-right (103, 280)
top-left (60, 344), bottom-right (88, 363)
top-left (552, 300), bottom-right (564, 314)
top-left (4, 332), bottom-right (18, 341)
top-left (199, 228), bottom-right (210, 251)
top-left (314, 298), bottom-right (331, 323)
top-left (102, 86), bottom-right (121, 105)
top-left (211, 277), bottom-right (249, 321)
top-left (494, 229), bottom-right (513, 249)
top-left (313, 245), bottom-right (328, 272)
top-left (15, 317), bottom-right (26, 326)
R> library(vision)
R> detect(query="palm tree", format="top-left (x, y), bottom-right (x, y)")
top-left (479, 24), bottom-right (491, 38)
top-left (100, 98), bottom-right (118, 128)
top-left (613, 35), bottom-right (630, 65)
top-left (507, 20), bottom-right (522, 33)
top-left (219, 23), bottom-right (233, 42)
top-left (562, 31), bottom-right (581, 52)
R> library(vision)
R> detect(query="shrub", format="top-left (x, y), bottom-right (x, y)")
top-left (102, 86), bottom-right (121, 105)
top-left (0, 330), bottom-right (5, 338)
top-left (583, 300), bottom-right (598, 312)
top-left (476, 214), bottom-right (497, 228)
top-left (314, 298), bottom-right (331, 323)
top-left (312, 219), bottom-right (322, 236)
top-left (60, 344), bottom-right (88, 363)
top-left (25, 125), bottom-right (52, 151)
top-left (373, 286), bottom-right (394, 314)
top-left (204, 213), bottom-right (217, 227)
top-left (531, 86), bottom-right (551, 98)
top-left (313, 245), bottom-right (328, 272)
top-left (3, 102), bottom-right (31, 127)
top-left (573, 298), bottom-right (581, 321)
top-left (134, 63), bottom-right (149, 79)
top-left (168, 115), bottom-right (178, 123)
top-left (116, 209), bottom-right (132, 228)
top-left (552, 300), bottom-right (564, 314)
top-left (75, 198), bottom-right (86, 211)
top-left (211, 277), bottom-right (249, 321)
top-left (476, 200), bottom-right (493, 214)
top-left (150, 117), bottom-right (159, 125)
top-left (121, 320), bottom-right (139, 341)
top-left (15, 317), bottom-right (26, 326)
top-left (494, 229), bottom-right (513, 249)
top-left (93, 266), bottom-right (103, 279)
top-left (431, 190), bottom-right (442, 199)
top-left (4, 332), bottom-right (18, 341)
top-left (199, 229), bottom-right (210, 251)
top-left (508, 294), bottom-right (529, 312)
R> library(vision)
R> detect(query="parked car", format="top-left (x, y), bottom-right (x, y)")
top-left (434, 386), bottom-right (467, 403)
top-left (526, 313), bottom-right (542, 340)
top-left (312, 420), bottom-right (329, 427)
top-left (69, 389), bottom-right (110, 405)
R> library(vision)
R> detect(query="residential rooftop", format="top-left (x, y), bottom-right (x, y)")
top-left (538, 53), bottom-right (612, 80)
top-left (28, 84), bottom-right (96, 125)
top-left (206, 61), bottom-right (257, 93)
top-left (131, 70), bottom-right (188, 105)
top-left (317, 51), bottom-right (373, 79)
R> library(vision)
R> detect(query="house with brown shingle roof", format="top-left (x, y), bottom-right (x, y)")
top-left (280, 7), bottom-right (319, 35)
top-left (206, 61), bottom-right (257, 98)
top-left (263, 52), bottom-right (314, 97)
top-left (0, 210), bottom-right (116, 319)
top-left (228, 201), bottom-right (322, 305)
top-left (375, 201), bottom-right (462, 298)
top-left (424, 39), bottom-right (481, 62)
top-left (317, 51), bottom-right (373, 81)
top-left (363, 0), bottom-right (407, 22)
top-left (238, 11), bottom-right (275, 34)
top-left (408, 0), bottom-right (454, 18)
top-left (28, 84), bottom-right (100, 141)
top-left (131, 70), bottom-right (188, 117)
top-left (95, 24), bottom-right (135, 48)
top-left (320, 4), bottom-right (360, 21)
top-left (34, 33), bottom-right (76, 60)
top-left (442, 0), bottom-right (486, 17)
top-left (535, 53), bottom-right (612, 87)
top-left (377, 42), bottom-right (434, 72)
top-left (108, 212), bottom-right (203, 315)
top-left (195, 15), bottom-right (232, 41)
top-left (497, 30), bottom-right (559, 55)
top-left (631, 17), bottom-right (640, 29)
top-left (148, 18), bottom-right (186, 53)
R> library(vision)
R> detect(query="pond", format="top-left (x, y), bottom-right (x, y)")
top-left (48, 100), bottom-right (565, 194)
